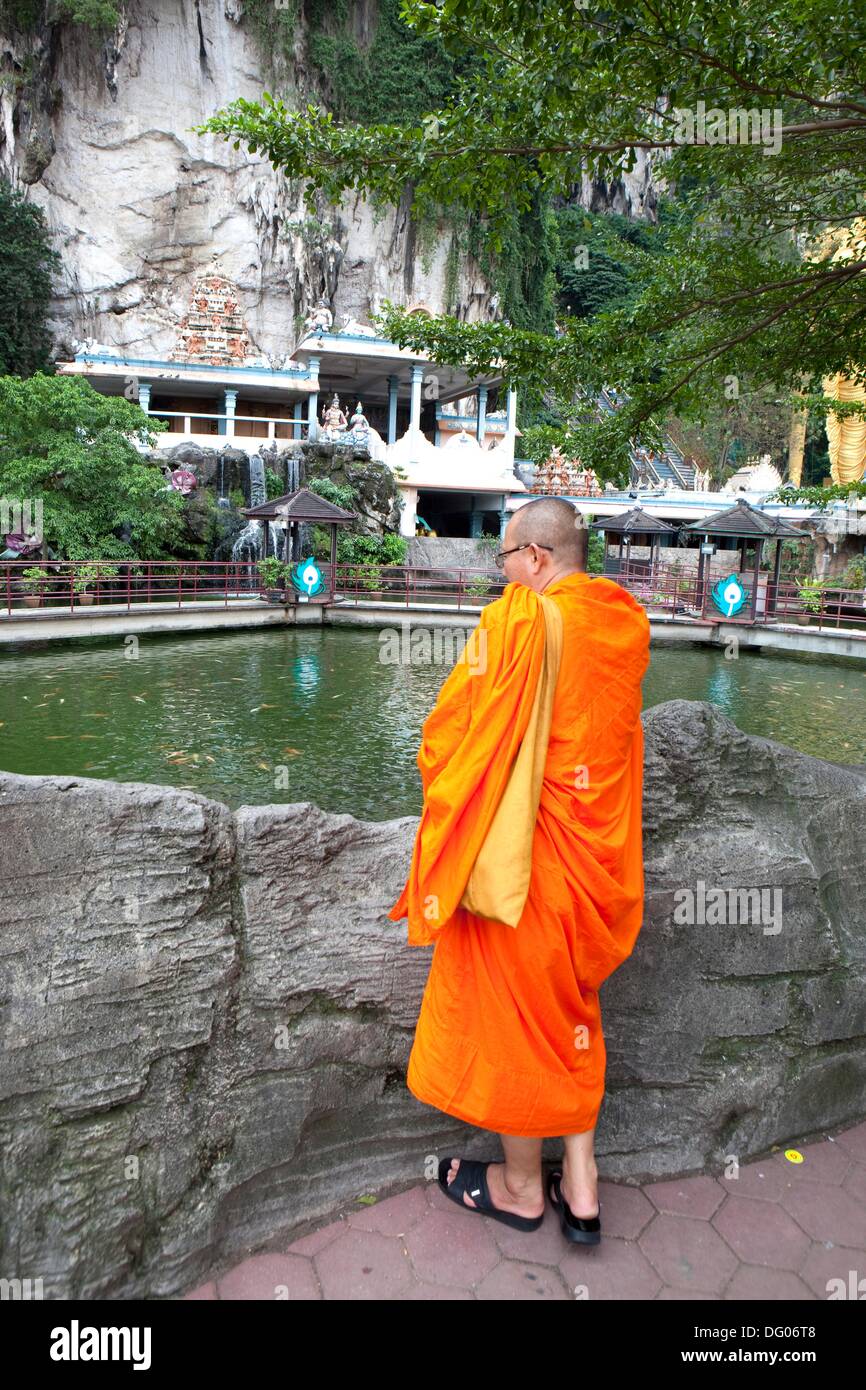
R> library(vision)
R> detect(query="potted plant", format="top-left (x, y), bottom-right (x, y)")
top-left (257, 556), bottom-right (289, 603)
top-left (466, 573), bottom-right (493, 602)
top-left (20, 565), bottom-right (50, 608)
top-left (357, 561), bottom-right (384, 600)
top-left (73, 562), bottom-right (118, 605)
top-left (796, 577), bottom-right (833, 623)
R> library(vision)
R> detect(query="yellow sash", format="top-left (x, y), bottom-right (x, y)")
top-left (459, 592), bottom-right (564, 927)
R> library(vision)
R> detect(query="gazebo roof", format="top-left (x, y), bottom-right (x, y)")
top-left (241, 486), bottom-right (356, 524)
top-left (681, 497), bottom-right (806, 539)
top-left (592, 506), bottom-right (679, 535)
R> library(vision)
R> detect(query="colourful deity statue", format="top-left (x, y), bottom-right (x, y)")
top-left (320, 393), bottom-right (348, 440)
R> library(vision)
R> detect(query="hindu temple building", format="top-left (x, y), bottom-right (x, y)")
top-left (56, 265), bottom-right (525, 541)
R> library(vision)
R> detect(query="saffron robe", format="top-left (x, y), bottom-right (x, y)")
top-left (387, 570), bottom-right (651, 1137)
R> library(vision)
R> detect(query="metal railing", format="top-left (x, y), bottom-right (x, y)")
top-left (612, 562), bottom-right (866, 629)
top-left (2, 558), bottom-right (865, 630)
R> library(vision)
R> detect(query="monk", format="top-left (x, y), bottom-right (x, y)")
top-left (387, 496), bottom-right (651, 1235)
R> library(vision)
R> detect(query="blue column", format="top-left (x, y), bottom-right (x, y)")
top-left (293, 400), bottom-right (304, 441)
top-left (498, 499), bottom-right (508, 540)
top-left (138, 382), bottom-right (151, 414)
top-left (307, 356), bottom-right (320, 441)
top-left (221, 388), bottom-right (237, 437)
top-left (410, 365), bottom-right (423, 433)
top-left (387, 374), bottom-right (399, 444)
top-left (476, 384), bottom-right (488, 445)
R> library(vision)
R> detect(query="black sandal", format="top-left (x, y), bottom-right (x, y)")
top-left (437, 1157), bottom-right (544, 1232)
top-left (547, 1168), bottom-right (601, 1245)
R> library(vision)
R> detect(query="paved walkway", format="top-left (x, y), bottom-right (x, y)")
top-left (181, 1119), bottom-right (866, 1300)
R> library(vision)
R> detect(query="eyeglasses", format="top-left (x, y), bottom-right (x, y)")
top-left (494, 542), bottom-right (554, 570)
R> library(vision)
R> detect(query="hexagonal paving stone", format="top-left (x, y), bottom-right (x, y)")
top-left (404, 1205), bottom-right (501, 1288)
top-left (216, 1253), bottom-right (320, 1300)
top-left (346, 1185), bottom-right (430, 1237)
top-left (644, 1173), bottom-right (727, 1220)
top-left (560, 1236), bottom-right (662, 1300)
top-left (722, 1265), bottom-right (816, 1300)
top-left (772, 1139), bottom-right (851, 1185)
top-left (491, 1208), bottom-right (572, 1267)
top-left (779, 1181), bottom-right (866, 1247)
top-left (283, 1220), bottom-right (346, 1258)
top-left (397, 1280), bottom-right (475, 1299)
top-left (639, 1215), bottom-right (739, 1294)
top-left (313, 1228), bottom-right (415, 1299)
top-left (713, 1194), bottom-right (812, 1269)
top-left (592, 1181), bottom-right (656, 1239)
top-left (833, 1120), bottom-right (866, 1163)
top-left (714, 1161), bottom-right (788, 1202)
top-left (797, 1242), bottom-right (866, 1300)
top-left (476, 1259), bottom-right (572, 1300)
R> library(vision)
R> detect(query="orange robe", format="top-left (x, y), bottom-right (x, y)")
top-left (387, 570), bottom-right (651, 1137)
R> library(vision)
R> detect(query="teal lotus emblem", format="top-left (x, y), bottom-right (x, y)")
top-left (711, 573), bottom-right (748, 617)
top-left (289, 556), bottom-right (326, 596)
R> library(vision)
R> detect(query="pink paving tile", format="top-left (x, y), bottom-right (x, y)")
top-left (771, 1137), bottom-right (851, 1185)
top-left (182, 1280), bottom-right (218, 1300)
top-left (722, 1265), bottom-right (816, 1300)
top-left (476, 1259), bottom-right (572, 1300)
top-left (283, 1219), bottom-right (346, 1258)
top-left (398, 1281), bottom-right (475, 1300)
top-left (560, 1236), bottom-right (662, 1300)
top-left (797, 1243), bottom-right (866, 1300)
top-left (404, 1205), bottom-right (501, 1288)
top-left (842, 1159), bottom-right (866, 1205)
top-left (779, 1181), bottom-right (866, 1247)
top-left (643, 1173), bottom-right (726, 1219)
top-left (655, 1288), bottom-right (721, 1300)
top-left (313, 1228), bottom-right (415, 1300)
top-left (639, 1214), bottom-right (739, 1294)
top-left (491, 1207), bottom-right (574, 1266)
top-left (592, 1182), bottom-right (656, 1239)
top-left (712, 1195), bottom-right (812, 1270)
top-left (346, 1185), bottom-right (430, 1237)
top-left (833, 1119), bottom-right (866, 1163)
top-left (216, 1253), bottom-right (320, 1300)
top-left (714, 1160), bottom-right (788, 1202)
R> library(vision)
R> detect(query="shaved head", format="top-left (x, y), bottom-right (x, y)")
top-left (507, 497), bottom-right (588, 569)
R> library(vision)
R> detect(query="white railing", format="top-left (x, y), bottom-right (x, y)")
top-left (147, 409), bottom-right (307, 441)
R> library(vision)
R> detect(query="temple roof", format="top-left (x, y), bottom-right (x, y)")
top-left (241, 487), bottom-right (356, 523)
top-left (681, 497), bottom-right (807, 538)
top-left (592, 506), bottom-right (679, 535)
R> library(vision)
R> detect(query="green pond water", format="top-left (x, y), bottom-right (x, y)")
top-left (0, 627), bottom-right (863, 818)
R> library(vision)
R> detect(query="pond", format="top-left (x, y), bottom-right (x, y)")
top-left (0, 627), bottom-right (863, 818)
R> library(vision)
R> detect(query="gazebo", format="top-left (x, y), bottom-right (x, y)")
top-left (240, 486), bottom-right (356, 604)
top-left (681, 497), bottom-right (809, 620)
top-left (593, 507), bottom-right (680, 578)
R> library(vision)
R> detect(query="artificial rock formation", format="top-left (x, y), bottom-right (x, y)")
top-left (1, 699), bottom-right (864, 1297)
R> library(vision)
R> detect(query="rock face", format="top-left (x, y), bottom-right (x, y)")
top-left (0, 2), bottom-right (659, 365)
top-left (2, 699), bottom-right (863, 1297)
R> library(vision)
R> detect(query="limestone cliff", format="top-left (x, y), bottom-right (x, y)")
top-left (0, 1), bottom-right (658, 366)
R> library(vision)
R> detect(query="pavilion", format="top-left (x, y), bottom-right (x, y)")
top-left (240, 487), bottom-right (356, 605)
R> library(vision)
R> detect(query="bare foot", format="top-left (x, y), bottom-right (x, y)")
top-left (446, 1159), bottom-right (544, 1219)
top-left (560, 1162), bottom-right (599, 1219)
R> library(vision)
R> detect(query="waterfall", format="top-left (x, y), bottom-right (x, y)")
top-left (217, 452), bottom-right (229, 507)
top-left (231, 453), bottom-right (274, 572)
top-left (248, 453), bottom-right (266, 508)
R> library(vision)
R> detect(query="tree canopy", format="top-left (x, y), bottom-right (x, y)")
top-left (0, 373), bottom-right (184, 560)
top-left (196, 0), bottom-right (866, 479)
top-left (0, 179), bottom-right (61, 378)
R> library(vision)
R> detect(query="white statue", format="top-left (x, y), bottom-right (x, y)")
top-left (304, 300), bottom-right (333, 336)
top-left (338, 313), bottom-right (377, 338)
